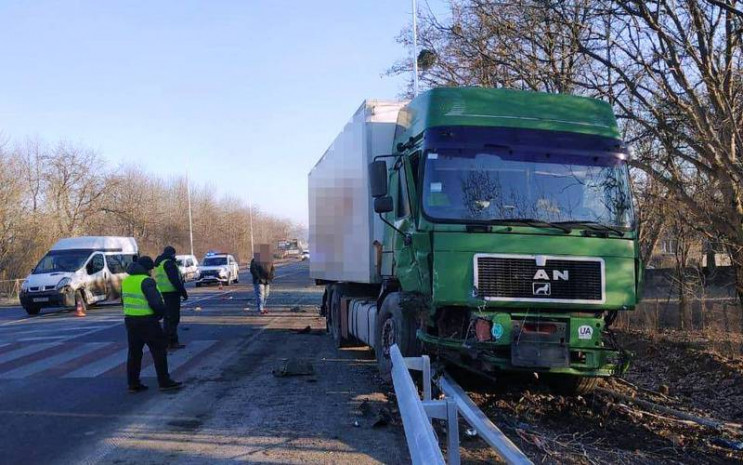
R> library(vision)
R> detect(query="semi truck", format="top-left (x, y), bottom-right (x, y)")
top-left (308, 87), bottom-right (641, 394)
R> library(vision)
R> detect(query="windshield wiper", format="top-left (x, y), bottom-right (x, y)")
top-left (555, 221), bottom-right (625, 237)
top-left (492, 218), bottom-right (572, 233)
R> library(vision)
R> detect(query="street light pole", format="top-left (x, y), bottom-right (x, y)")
top-left (186, 171), bottom-right (194, 257)
top-left (412, 0), bottom-right (419, 96)
top-left (248, 193), bottom-right (255, 257)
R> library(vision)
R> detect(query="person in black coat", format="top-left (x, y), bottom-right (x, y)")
top-left (249, 245), bottom-right (275, 315)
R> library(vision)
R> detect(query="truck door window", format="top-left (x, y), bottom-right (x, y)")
top-left (396, 167), bottom-right (410, 218)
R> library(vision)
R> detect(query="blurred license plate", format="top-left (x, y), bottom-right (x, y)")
top-left (33, 297), bottom-right (49, 302)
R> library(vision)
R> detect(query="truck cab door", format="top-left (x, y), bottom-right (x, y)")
top-left (389, 162), bottom-right (421, 291)
top-left (85, 253), bottom-right (108, 303)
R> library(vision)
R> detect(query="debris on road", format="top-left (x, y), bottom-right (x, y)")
top-left (290, 306), bottom-right (306, 313)
top-left (710, 437), bottom-right (743, 451)
top-left (295, 325), bottom-right (312, 334)
top-left (372, 407), bottom-right (392, 428)
top-left (272, 358), bottom-right (315, 377)
top-left (194, 306), bottom-right (202, 312)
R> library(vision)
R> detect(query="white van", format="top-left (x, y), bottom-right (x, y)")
top-left (19, 236), bottom-right (138, 315)
top-left (175, 254), bottom-right (199, 282)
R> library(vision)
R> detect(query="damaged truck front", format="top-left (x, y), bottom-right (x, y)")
top-left (309, 87), bottom-right (642, 394)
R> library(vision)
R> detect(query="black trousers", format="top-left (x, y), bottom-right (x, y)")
top-left (162, 293), bottom-right (181, 345)
top-left (125, 316), bottom-right (170, 387)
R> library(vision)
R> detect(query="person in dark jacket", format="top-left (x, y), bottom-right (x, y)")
top-left (154, 246), bottom-right (188, 350)
top-left (250, 245), bottom-right (275, 315)
top-left (122, 256), bottom-right (182, 392)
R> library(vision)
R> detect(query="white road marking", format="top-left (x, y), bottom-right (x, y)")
top-left (141, 340), bottom-right (217, 377)
top-left (0, 342), bottom-right (62, 364)
top-left (17, 336), bottom-right (69, 342)
top-left (0, 342), bottom-right (110, 378)
top-left (63, 347), bottom-right (131, 378)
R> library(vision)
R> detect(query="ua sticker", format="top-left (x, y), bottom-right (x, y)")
top-left (578, 325), bottom-right (594, 340)
top-left (491, 322), bottom-right (504, 340)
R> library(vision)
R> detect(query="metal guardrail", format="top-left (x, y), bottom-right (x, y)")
top-left (437, 374), bottom-right (534, 465)
top-left (389, 344), bottom-right (453, 465)
top-left (0, 279), bottom-right (25, 301)
top-left (390, 343), bottom-right (533, 465)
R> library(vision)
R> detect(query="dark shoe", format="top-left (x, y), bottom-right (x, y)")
top-left (128, 384), bottom-right (149, 393)
top-left (168, 343), bottom-right (186, 350)
top-left (159, 380), bottom-right (183, 391)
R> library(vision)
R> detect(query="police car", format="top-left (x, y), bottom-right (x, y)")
top-left (195, 252), bottom-right (239, 287)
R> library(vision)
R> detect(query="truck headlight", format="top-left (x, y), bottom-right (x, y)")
top-left (56, 278), bottom-right (71, 290)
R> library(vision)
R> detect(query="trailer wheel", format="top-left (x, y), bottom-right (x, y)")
top-left (374, 292), bottom-right (419, 382)
top-left (329, 285), bottom-right (346, 348)
top-left (545, 374), bottom-right (601, 396)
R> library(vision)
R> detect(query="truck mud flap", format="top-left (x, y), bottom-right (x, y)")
top-left (511, 321), bottom-right (569, 368)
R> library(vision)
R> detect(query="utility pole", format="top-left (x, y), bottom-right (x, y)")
top-left (186, 171), bottom-right (194, 257)
top-left (248, 193), bottom-right (255, 257)
top-left (412, 0), bottom-right (419, 96)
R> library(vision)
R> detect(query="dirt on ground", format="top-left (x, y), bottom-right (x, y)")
top-left (454, 329), bottom-right (743, 465)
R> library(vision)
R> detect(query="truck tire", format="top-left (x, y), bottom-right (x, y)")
top-left (545, 374), bottom-right (601, 396)
top-left (329, 285), bottom-right (346, 348)
top-left (24, 306), bottom-right (41, 316)
top-left (374, 292), bottom-right (419, 382)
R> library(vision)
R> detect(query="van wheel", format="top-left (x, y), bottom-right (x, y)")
top-left (75, 291), bottom-right (89, 315)
top-left (24, 306), bottom-right (41, 316)
top-left (374, 292), bottom-right (419, 382)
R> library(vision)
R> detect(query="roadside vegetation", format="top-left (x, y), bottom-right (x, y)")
top-left (0, 136), bottom-right (302, 285)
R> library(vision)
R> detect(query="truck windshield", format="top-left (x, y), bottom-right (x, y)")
top-left (33, 250), bottom-right (92, 274)
top-left (203, 257), bottom-right (227, 266)
top-left (422, 149), bottom-right (634, 228)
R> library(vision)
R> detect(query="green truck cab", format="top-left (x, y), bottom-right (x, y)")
top-left (311, 87), bottom-right (641, 394)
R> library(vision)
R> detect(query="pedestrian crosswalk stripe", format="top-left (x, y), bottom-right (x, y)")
top-left (0, 343), bottom-right (110, 379)
top-left (141, 340), bottom-right (217, 377)
top-left (63, 347), bottom-right (132, 378)
top-left (0, 343), bottom-right (63, 365)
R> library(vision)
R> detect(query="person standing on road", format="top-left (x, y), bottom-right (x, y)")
top-left (154, 246), bottom-right (188, 350)
top-left (250, 245), bottom-right (275, 315)
top-left (122, 256), bottom-right (182, 393)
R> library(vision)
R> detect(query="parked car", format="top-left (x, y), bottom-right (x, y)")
top-left (19, 236), bottom-right (138, 315)
top-left (195, 253), bottom-right (239, 287)
top-left (301, 250), bottom-right (310, 261)
top-left (175, 254), bottom-right (199, 282)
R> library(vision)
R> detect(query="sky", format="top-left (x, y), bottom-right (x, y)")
top-left (0, 0), bottom-right (443, 225)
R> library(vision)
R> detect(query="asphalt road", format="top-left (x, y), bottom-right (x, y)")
top-left (0, 261), bottom-right (408, 465)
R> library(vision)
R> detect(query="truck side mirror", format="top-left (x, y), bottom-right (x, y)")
top-left (374, 196), bottom-right (394, 214)
top-left (369, 161), bottom-right (388, 198)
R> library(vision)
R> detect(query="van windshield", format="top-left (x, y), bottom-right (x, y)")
top-left (33, 250), bottom-right (93, 274)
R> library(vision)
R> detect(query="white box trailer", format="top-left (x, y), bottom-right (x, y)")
top-left (308, 100), bottom-right (405, 284)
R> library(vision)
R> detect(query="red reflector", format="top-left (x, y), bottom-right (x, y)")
top-left (475, 318), bottom-right (492, 342)
top-left (522, 323), bottom-right (557, 334)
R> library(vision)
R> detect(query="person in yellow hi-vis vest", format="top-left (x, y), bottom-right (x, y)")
top-left (122, 256), bottom-right (182, 393)
top-left (154, 246), bottom-right (188, 350)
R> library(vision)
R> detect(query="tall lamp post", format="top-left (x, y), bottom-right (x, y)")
top-left (187, 171), bottom-right (194, 257)
top-left (412, 0), bottom-right (419, 96)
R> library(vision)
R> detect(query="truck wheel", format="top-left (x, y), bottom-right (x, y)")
top-left (545, 374), bottom-right (601, 396)
top-left (374, 292), bottom-right (419, 382)
top-left (24, 306), bottom-right (41, 316)
top-left (329, 285), bottom-right (346, 348)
